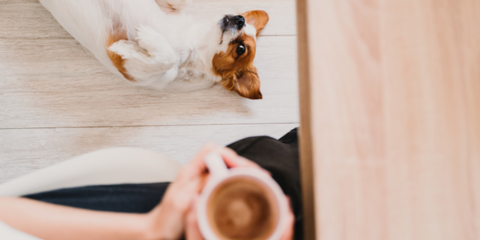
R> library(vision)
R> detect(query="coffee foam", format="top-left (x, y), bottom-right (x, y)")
top-left (206, 176), bottom-right (279, 240)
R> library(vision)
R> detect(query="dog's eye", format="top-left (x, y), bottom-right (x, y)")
top-left (236, 44), bottom-right (246, 56)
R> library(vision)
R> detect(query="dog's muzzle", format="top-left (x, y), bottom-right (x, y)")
top-left (221, 15), bottom-right (245, 32)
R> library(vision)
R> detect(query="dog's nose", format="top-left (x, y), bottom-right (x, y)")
top-left (234, 15), bottom-right (245, 29)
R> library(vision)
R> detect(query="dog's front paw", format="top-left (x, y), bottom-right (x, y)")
top-left (135, 25), bottom-right (178, 64)
top-left (135, 25), bottom-right (163, 54)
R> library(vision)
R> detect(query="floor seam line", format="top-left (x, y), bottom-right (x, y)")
top-left (0, 122), bottom-right (300, 131)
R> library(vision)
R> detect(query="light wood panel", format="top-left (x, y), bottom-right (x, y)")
top-left (297, 0), bottom-right (480, 239)
top-left (0, 36), bottom-right (298, 129)
top-left (0, 123), bottom-right (297, 183)
top-left (381, 1), bottom-right (480, 239)
top-left (0, 0), bottom-right (295, 39)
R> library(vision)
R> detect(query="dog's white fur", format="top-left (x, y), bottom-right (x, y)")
top-left (39, 0), bottom-right (258, 91)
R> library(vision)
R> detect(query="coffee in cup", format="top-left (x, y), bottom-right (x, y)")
top-left (207, 176), bottom-right (279, 239)
top-left (197, 152), bottom-right (289, 240)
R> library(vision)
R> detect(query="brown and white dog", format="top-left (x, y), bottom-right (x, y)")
top-left (39, 0), bottom-right (269, 99)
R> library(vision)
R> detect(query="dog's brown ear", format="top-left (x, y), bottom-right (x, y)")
top-left (241, 10), bottom-right (269, 37)
top-left (234, 67), bottom-right (262, 100)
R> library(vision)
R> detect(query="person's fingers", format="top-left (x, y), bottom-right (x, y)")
top-left (185, 198), bottom-right (204, 240)
top-left (208, 147), bottom-right (272, 176)
top-left (280, 196), bottom-right (295, 240)
top-left (224, 155), bottom-right (273, 177)
top-left (182, 144), bottom-right (241, 179)
top-left (196, 172), bottom-right (210, 193)
top-left (179, 143), bottom-right (220, 179)
top-left (161, 179), bottom-right (199, 215)
top-left (219, 148), bottom-right (261, 169)
top-left (214, 148), bottom-right (274, 177)
top-left (179, 143), bottom-right (270, 181)
top-left (223, 154), bottom-right (260, 168)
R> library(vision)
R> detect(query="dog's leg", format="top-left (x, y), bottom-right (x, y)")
top-left (154, 0), bottom-right (193, 11)
top-left (108, 26), bottom-right (179, 87)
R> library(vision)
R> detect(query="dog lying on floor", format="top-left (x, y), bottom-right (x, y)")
top-left (39, 0), bottom-right (269, 99)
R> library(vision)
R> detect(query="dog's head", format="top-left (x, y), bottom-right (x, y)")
top-left (209, 10), bottom-right (269, 100)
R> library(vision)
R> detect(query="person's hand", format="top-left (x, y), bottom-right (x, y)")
top-left (182, 147), bottom-right (296, 240)
top-left (144, 143), bottom-right (238, 239)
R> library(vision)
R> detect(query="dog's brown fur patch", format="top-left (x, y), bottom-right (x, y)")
top-left (106, 23), bottom-right (134, 81)
top-left (213, 33), bottom-right (262, 99)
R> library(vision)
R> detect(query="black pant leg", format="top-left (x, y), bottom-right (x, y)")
top-left (24, 183), bottom-right (170, 213)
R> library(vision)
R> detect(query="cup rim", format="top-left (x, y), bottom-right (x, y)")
top-left (197, 167), bottom-right (289, 240)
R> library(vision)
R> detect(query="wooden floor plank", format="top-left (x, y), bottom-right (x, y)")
top-left (0, 0), bottom-right (296, 39)
top-left (0, 123), bottom-right (298, 183)
top-left (0, 36), bottom-right (298, 129)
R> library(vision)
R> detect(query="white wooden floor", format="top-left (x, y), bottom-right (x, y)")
top-left (0, 0), bottom-right (298, 183)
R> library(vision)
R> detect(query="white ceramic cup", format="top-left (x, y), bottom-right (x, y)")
top-left (197, 152), bottom-right (289, 240)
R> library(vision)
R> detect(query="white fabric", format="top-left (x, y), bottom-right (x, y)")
top-left (0, 147), bottom-right (181, 197)
top-left (0, 147), bottom-right (182, 240)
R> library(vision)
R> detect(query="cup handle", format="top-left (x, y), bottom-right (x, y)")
top-left (204, 152), bottom-right (229, 178)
